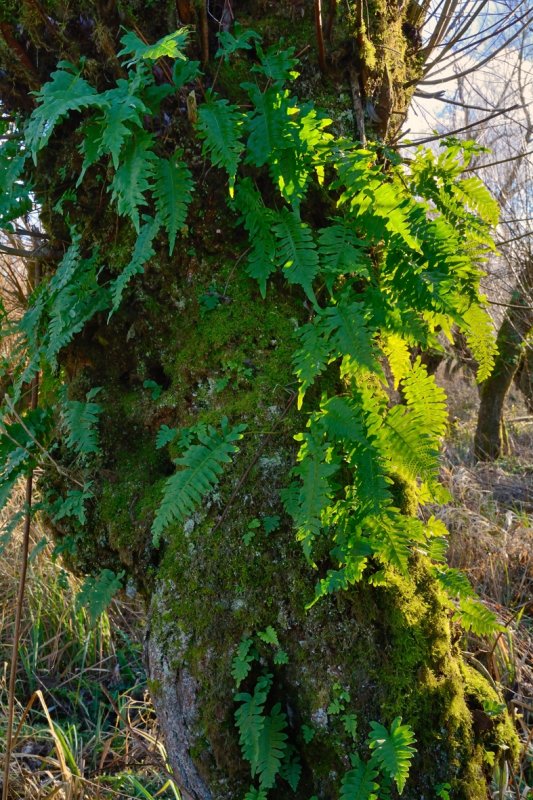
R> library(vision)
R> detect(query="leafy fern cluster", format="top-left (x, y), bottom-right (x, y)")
top-left (0, 22), bottom-right (507, 793)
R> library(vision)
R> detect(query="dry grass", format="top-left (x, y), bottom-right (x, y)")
top-left (0, 486), bottom-right (179, 800)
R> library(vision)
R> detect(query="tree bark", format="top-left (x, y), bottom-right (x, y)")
top-left (475, 256), bottom-right (533, 460)
top-left (0, 2), bottom-right (520, 798)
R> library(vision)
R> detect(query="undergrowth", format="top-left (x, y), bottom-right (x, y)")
top-left (0, 490), bottom-right (178, 799)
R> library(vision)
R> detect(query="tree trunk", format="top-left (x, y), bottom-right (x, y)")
top-left (475, 256), bottom-right (533, 460)
top-left (0, 2), bottom-right (519, 798)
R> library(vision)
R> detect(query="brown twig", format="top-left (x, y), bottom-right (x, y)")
top-left (2, 375), bottom-right (39, 800)
top-left (315, 0), bottom-right (327, 73)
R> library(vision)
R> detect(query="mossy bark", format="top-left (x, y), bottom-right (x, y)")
top-left (0, 1), bottom-right (519, 797)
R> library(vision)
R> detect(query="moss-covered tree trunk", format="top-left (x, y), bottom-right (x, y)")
top-left (475, 256), bottom-right (533, 460)
top-left (0, 2), bottom-right (519, 798)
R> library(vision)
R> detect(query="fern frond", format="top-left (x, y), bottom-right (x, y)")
top-left (340, 754), bottom-right (379, 800)
top-left (318, 221), bottom-right (370, 286)
top-left (110, 216), bottom-right (159, 312)
top-left (401, 362), bottom-right (448, 442)
top-left (233, 179), bottom-right (277, 296)
top-left (273, 208), bottom-right (319, 302)
top-left (26, 62), bottom-right (100, 161)
top-left (292, 320), bottom-right (332, 408)
top-left (380, 404), bottom-right (438, 485)
top-left (455, 177), bottom-right (499, 226)
top-left (235, 673), bottom-right (272, 769)
top-left (76, 569), bottom-right (124, 623)
top-left (454, 597), bottom-right (504, 635)
top-left (256, 703), bottom-right (288, 789)
top-left (118, 28), bottom-right (189, 65)
top-left (318, 396), bottom-right (366, 444)
top-left (368, 717), bottom-right (416, 794)
top-left (109, 130), bottom-right (157, 231)
top-left (279, 749), bottom-right (301, 791)
top-left (320, 301), bottom-right (378, 375)
top-left (283, 436), bottom-right (338, 560)
top-left (152, 418), bottom-right (246, 545)
top-left (153, 153), bottom-right (193, 254)
top-left (61, 388), bottom-right (102, 458)
top-left (243, 85), bottom-right (288, 168)
top-left (462, 304), bottom-right (497, 382)
top-left (232, 638), bottom-right (256, 687)
top-left (197, 94), bottom-right (243, 193)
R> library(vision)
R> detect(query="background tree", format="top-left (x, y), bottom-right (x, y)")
top-left (0, 2), bottom-right (528, 799)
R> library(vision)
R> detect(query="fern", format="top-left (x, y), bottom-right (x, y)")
top-left (318, 222), bottom-right (370, 288)
top-left (110, 216), bottom-right (160, 312)
top-left (108, 131), bottom-right (157, 231)
top-left (340, 754), bottom-right (379, 800)
top-left (232, 638), bottom-right (257, 687)
top-left (368, 717), bottom-right (416, 794)
top-left (60, 388), bottom-right (102, 458)
top-left (256, 704), bottom-right (288, 789)
top-left (152, 418), bottom-right (247, 545)
top-left (153, 153), bottom-right (193, 254)
top-left (26, 61), bottom-right (101, 161)
top-left (273, 208), bottom-right (319, 302)
top-left (320, 301), bottom-right (379, 376)
top-left (118, 28), bottom-right (189, 65)
top-left (76, 569), bottom-right (124, 623)
top-left (282, 435), bottom-right (339, 561)
top-left (454, 597), bottom-right (504, 636)
top-left (292, 320), bottom-right (332, 408)
top-left (235, 673), bottom-right (272, 769)
top-left (197, 94), bottom-right (244, 194)
top-left (462, 303), bottom-right (497, 382)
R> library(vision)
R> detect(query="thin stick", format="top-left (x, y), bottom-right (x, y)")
top-left (2, 375), bottom-right (39, 800)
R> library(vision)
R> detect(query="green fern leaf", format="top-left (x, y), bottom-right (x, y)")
top-left (253, 43), bottom-right (298, 84)
top-left (118, 28), bottom-right (189, 65)
top-left (462, 304), bottom-right (497, 382)
top-left (279, 749), bottom-right (301, 791)
top-left (153, 153), bottom-right (193, 254)
top-left (455, 177), bottom-right (499, 226)
top-left (152, 418), bottom-right (246, 545)
top-left (320, 301), bottom-right (379, 375)
top-left (257, 626), bottom-right (279, 646)
top-left (244, 788), bottom-right (268, 800)
top-left (292, 320), bottom-right (332, 408)
top-left (156, 425), bottom-right (178, 450)
top-left (216, 24), bottom-right (261, 61)
top-left (76, 569), bottom-right (124, 624)
top-left (243, 85), bottom-right (288, 168)
top-left (61, 388), bottom-right (102, 458)
top-left (435, 567), bottom-right (474, 598)
top-left (235, 673), bottom-right (272, 769)
top-left (256, 703), bottom-right (288, 789)
top-left (233, 179), bottom-right (277, 296)
top-left (197, 94), bottom-right (244, 193)
top-left (109, 130), bottom-right (157, 231)
top-left (318, 222), bottom-right (370, 287)
top-left (340, 754), bottom-right (379, 800)
top-left (232, 638), bottom-right (256, 687)
top-left (283, 436), bottom-right (338, 560)
top-left (273, 208), bottom-right (319, 302)
top-left (110, 216), bottom-right (159, 312)
top-left (401, 362), bottom-right (448, 442)
top-left (318, 396), bottom-right (366, 444)
top-left (454, 597), bottom-right (504, 635)
top-left (368, 717), bottom-right (416, 794)
top-left (26, 62), bottom-right (100, 161)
